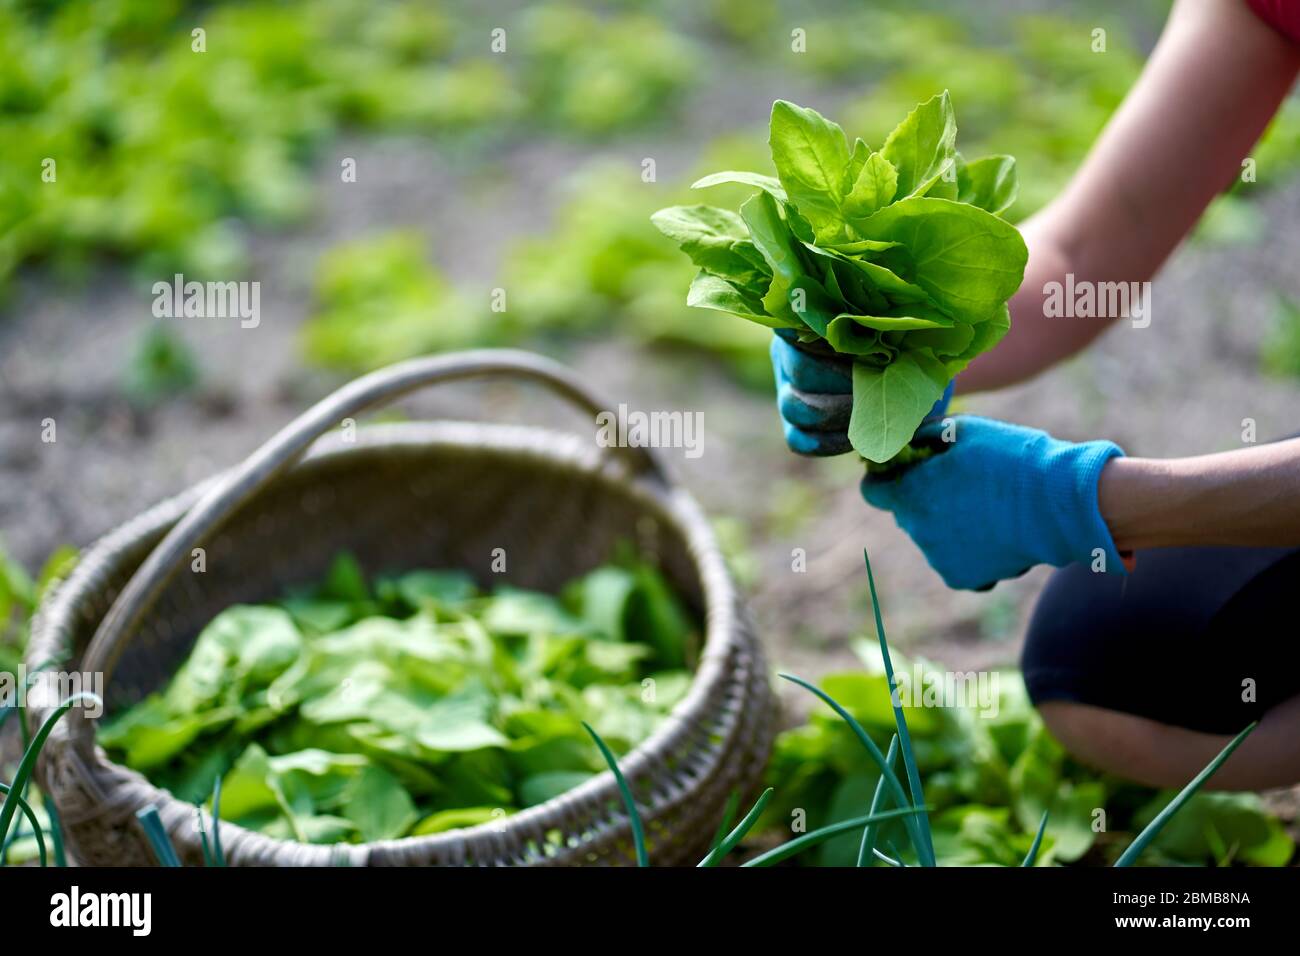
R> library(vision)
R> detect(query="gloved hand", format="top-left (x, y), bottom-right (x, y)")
top-left (860, 416), bottom-right (1126, 591)
top-left (771, 329), bottom-right (953, 456)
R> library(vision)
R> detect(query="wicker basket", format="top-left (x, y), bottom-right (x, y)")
top-left (25, 350), bottom-right (774, 866)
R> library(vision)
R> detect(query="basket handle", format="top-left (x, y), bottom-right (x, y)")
top-left (78, 349), bottom-right (670, 687)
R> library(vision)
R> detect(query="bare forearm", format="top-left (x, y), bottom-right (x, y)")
top-left (958, 0), bottom-right (1300, 394)
top-left (1099, 440), bottom-right (1300, 551)
top-left (957, 215), bottom-right (1110, 392)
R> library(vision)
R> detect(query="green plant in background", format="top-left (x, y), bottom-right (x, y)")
top-left (0, 544), bottom-right (36, 675)
top-left (653, 94), bottom-right (1028, 465)
top-left (122, 322), bottom-right (200, 405)
top-left (302, 231), bottom-right (481, 371)
top-left (520, 4), bottom-right (698, 135)
top-left (0, 543), bottom-right (77, 680)
top-left (99, 551), bottom-right (697, 845)
top-left (1260, 295), bottom-right (1300, 380)
top-left (495, 152), bottom-right (778, 388)
top-left (0, 0), bottom-right (697, 302)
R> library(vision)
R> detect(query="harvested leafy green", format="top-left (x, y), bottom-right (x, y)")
top-left (653, 94), bottom-right (1029, 464)
top-left (100, 553), bottom-right (697, 845)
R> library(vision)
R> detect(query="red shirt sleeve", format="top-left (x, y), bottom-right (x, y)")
top-left (1246, 0), bottom-right (1300, 42)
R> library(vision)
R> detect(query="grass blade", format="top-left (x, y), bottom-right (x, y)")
top-left (1114, 722), bottom-right (1257, 868)
top-left (858, 734), bottom-right (898, 867)
top-left (703, 790), bottom-right (741, 862)
top-left (41, 793), bottom-right (66, 868)
top-left (136, 805), bottom-right (181, 867)
top-left (0, 783), bottom-right (47, 867)
top-left (582, 721), bottom-right (648, 867)
top-left (863, 547), bottom-right (936, 867)
top-left (197, 804), bottom-right (214, 867)
top-left (741, 805), bottom-right (925, 868)
top-left (1022, 809), bottom-right (1049, 867)
top-left (0, 692), bottom-right (100, 851)
top-left (211, 774), bottom-right (225, 867)
top-left (698, 787), bottom-right (774, 867)
top-left (872, 846), bottom-right (903, 867)
top-left (779, 672), bottom-right (927, 863)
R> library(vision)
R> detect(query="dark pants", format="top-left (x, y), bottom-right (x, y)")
top-left (1021, 544), bottom-right (1300, 734)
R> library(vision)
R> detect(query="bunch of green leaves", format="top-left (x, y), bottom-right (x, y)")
top-left (99, 551), bottom-right (697, 846)
top-left (652, 94), bottom-right (1029, 463)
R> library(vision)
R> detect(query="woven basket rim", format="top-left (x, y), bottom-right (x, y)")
top-left (27, 420), bottom-right (750, 865)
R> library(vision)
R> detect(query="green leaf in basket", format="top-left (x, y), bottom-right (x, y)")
top-left (519, 771), bottom-right (598, 807)
top-left (412, 806), bottom-right (509, 836)
top-left (321, 552), bottom-right (370, 602)
top-left (101, 549), bottom-right (697, 850)
top-left (381, 569), bottom-right (478, 614)
top-left (341, 765), bottom-right (418, 841)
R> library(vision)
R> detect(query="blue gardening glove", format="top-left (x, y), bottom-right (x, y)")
top-left (861, 416), bottom-right (1126, 591)
top-left (771, 329), bottom-right (953, 456)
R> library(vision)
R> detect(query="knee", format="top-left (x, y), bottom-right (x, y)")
top-left (1035, 700), bottom-right (1268, 790)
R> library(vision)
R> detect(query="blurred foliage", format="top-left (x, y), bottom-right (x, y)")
top-left (764, 645), bottom-right (1294, 867)
top-left (0, 542), bottom-right (77, 677)
top-left (1260, 295), bottom-right (1300, 380)
top-left (122, 322), bottom-right (200, 404)
top-left (519, 4), bottom-right (699, 135)
top-left (302, 231), bottom-right (482, 370)
top-left (0, 0), bottom-right (699, 302)
top-left (494, 155), bottom-right (775, 388)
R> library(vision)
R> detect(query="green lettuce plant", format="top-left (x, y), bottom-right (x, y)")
top-left (652, 93), bottom-right (1028, 465)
